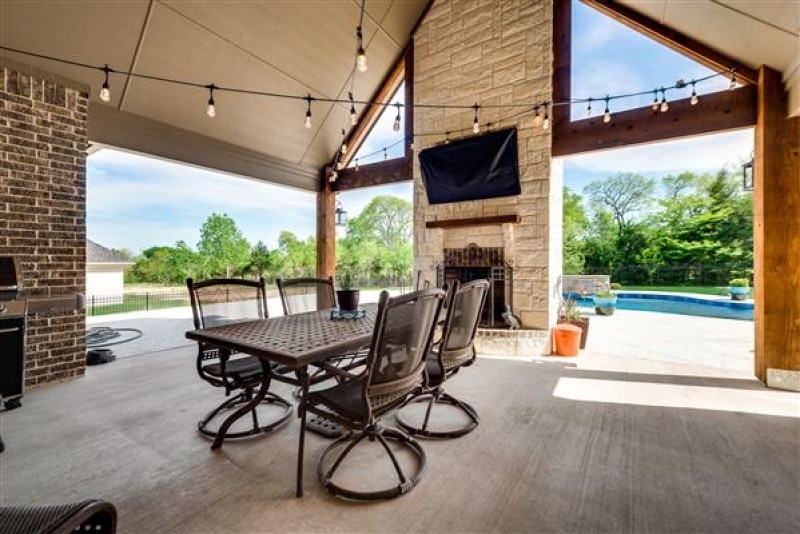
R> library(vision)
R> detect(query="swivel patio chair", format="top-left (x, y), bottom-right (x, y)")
top-left (187, 277), bottom-right (292, 441)
top-left (276, 276), bottom-right (336, 315)
top-left (396, 279), bottom-right (489, 439)
top-left (0, 499), bottom-right (116, 534)
top-left (305, 288), bottom-right (445, 500)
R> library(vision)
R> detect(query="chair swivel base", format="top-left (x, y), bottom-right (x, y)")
top-left (395, 389), bottom-right (479, 439)
top-left (198, 390), bottom-right (292, 440)
top-left (316, 424), bottom-right (426, 501)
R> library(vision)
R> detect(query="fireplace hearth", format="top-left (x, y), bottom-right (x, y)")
top-left (436, 244), bottom-right (513, 328)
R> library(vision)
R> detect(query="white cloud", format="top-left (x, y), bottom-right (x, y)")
top-left (563, 129), bottom-right (754, 174)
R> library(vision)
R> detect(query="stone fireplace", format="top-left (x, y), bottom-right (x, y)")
top-left (412, 0), bottom-right (561, 338)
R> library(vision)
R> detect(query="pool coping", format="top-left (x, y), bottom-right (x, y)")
top-left (564, 290), bottom-right (754, 310)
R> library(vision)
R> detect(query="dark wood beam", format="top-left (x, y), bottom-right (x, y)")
top-left (582, 0), bottom-right (758, 85)
top-left (753, 66), bottom-right (800, 384)
top-left (425, 215), bottom-right (520, 229)
top-left (552, 85), bottom-right (756, 157)
top-left (331, 157), bottom-right (411, 192)
top-left (552, 0), bottom-right (571, 127)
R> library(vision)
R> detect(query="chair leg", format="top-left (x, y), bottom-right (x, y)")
top-left (296, 367), bottom-right (310, 498)
top-left (316, 424), bottom-right (427, 501)
top-left (395, 387), bottom-right (479, 439)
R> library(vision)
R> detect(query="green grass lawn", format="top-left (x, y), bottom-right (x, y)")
top-left (620, 286), bottom-right (753, 297)
top-left (87, 294), bottom-right (189, 317)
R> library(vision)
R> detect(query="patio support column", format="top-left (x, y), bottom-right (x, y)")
top-left (316, 173), bottom-right (336, 280)
top-left (753, 65), bottom-right (800, 390)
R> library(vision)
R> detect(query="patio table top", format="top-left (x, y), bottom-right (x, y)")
top-left (185, 303), bottom-right (378, 369)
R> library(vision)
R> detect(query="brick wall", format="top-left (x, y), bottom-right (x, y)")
top-left (0, 60), bottom-right (88, 386)
top-left (413, 0), bottom-right (562, 330)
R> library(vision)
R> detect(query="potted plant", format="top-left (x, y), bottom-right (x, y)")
top-left (557, 298), bottom-right (589, 349)
top-left (728, 278), bottom-right (750, 301)
top-left (336, 273), bottom-right (360, 311)
top-left (593, 290), bottom-right (618, 316)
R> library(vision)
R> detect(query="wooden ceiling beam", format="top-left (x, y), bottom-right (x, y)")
top-left (582, 0), bottom-right (758, 85)
top-left (552, 85), bottom-right (756, 157)
top-left (331, 156), bottom-right (411, 191)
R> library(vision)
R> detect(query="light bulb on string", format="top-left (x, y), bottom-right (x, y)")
top-left (205, 84), bottom-right (216, 118)
top-left (349, 92), bottom-right (357, 125)
top-left (304, 95), bottom-right (312, 128)
top-left (651, 90), bottom-right (659, 111)
top-left (729, 69), bottom-right (737, 90)
top-left (356, 26), bottom-right (367, 72)
top-left (444, 131), bottom-right (450, 144)
top-left (542, 104), bottom-right (550, 130)
top-left (329, 169), bottom-right (338, 183)
top-left (586, 97), bottom-right (593, 118)
top-left (472, 104), bottom-right (480, 134)
top-left (355, 159), bottom-right (359, 171)
top-left (99, 65), bottom-right (112, 102)
top-left (603, 96), bottom-right (611, 124)
top-left (340, 129), bottom-right (347, 155)
top-left (532, 106), bottom-right (543, 127)
top-left (660, 88), bottom-right (669, 113)
top-left (383, 148), bottom-right (388, 160)
top-left (393, 103), bottom-right (401, 132)
top-left (690, 81), bottom-right (700, 105)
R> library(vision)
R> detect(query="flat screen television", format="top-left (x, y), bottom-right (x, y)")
top-left (419, 128), bottom-right (520, 205)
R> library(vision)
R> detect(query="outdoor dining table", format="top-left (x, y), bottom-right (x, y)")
top-left (185, 302), bottom-right (379, 497)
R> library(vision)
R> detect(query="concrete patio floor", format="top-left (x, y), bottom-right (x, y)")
top-left (1, 344), bottom-right (798, 533)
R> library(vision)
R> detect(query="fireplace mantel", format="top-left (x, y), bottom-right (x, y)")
top-left (425, 215), bottom-right (520, 229)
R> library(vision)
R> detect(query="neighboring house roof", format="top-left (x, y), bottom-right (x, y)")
top-left (87, 240), bottom-right (134, 265)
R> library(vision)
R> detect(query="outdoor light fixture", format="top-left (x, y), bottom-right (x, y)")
top-left (354, 159), bottom-right (359, 171)
top-left (205, 85), bottom-right (216, 118)
top-left (383, 148), bottom-right (388, 160)
top-left (304, 95), bottom-right (312, 128)
top-left (651, 90), bottom-right (659, 111)
top-left (99, 65), bottom-right (112, 102)
top-left (729, 69), bottom-right (737, 90)
top-left (472, 104), bottom-right (480, 134)
top-left (742, 158), bottom-right (754, 191)
top-left (356, 25), bottom-right (367, 73)
top-left (586, 97), bottom-right (593, 117)
top-left (335, 200), bottom-right (348, 227)
top-left (329, 169), bottom-right (338, 183)
top-left (660, 88), bottom-right (669, 113)
top-left (690, 81), bottom-right (700, 105)
top-left (349, 92), bottom-right (357, 125)
top-left (542, 104), bottom-right (551, 130)
top-left (340, 129), bottom-right (347, 155)
top-left (533, 106), bottom-right (543, 127)
top-left (603, 96), bottom-right (611, 124)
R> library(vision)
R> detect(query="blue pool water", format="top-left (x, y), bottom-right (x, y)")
top-left (571, 292), bottom-right (753, 321)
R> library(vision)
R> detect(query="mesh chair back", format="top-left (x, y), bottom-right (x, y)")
top-left (187, 278), bottom-right (267, 330)
top-left (440, 279), bottom-right (490, 367)
top-left (365, 288), bottom-right (445, 413)
top-left (277, 277), bottom-right (336, 315)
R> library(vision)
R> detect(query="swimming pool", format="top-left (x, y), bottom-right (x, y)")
top-left (570, 292), bottom-right (754, 321)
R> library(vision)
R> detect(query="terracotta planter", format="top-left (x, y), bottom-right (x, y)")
top-left (336, 289), bottom-right (360, 311)
top-left (558, 317), bottom-right (589, 349)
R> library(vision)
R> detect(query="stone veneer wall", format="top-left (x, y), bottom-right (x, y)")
top-left (413, 0), bottom-right (562, 330)
top-left (0, 61), bottom-right (88, 386)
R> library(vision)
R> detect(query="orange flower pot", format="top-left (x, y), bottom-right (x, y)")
top-left (553, 323), bottom-right (582, 357)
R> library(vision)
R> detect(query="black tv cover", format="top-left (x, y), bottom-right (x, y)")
top-left (419, 128), bottom-right (520, 205)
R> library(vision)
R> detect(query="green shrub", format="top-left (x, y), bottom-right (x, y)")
top-left (594, 290), bottom-right (615, 298)
top-left (729, 278), bottom-right (750, 287)
top-left (610, 282), bottom-right (622, 290)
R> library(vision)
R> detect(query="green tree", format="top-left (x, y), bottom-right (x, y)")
top-left (563, 187), bottom-right (588, 274)
top-left (347, 195), bottom-right (412, 248)
top-left (197, 213), bottom-right (251, 278)
top-left (248, 240), bottom-right (283, 280)
top-left (584, 172), bottom-right (656, 234)
top-left (278, 231), bottom-right (316, 277)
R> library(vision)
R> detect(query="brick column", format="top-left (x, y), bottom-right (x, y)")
top-left (1, 60), bottom-right (89, 386)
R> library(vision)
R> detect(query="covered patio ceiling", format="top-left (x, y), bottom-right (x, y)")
top-left (0, 0), bottom-right (428, 191)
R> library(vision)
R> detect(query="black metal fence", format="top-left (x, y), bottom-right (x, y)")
top-left (580, 264), bottom-right (753, 287)
top-left (87, 274), bottom-right (417, 317)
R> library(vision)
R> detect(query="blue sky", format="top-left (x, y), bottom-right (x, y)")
top-left (87, 1), bottom-right (752, 254)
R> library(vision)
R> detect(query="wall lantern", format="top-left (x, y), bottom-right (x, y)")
top-left (742, 158), bottom-right (754, 192)
top-left (335, 200), bottom-right (348, 227)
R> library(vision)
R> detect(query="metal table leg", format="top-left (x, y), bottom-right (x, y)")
top-left (296, 366), bottom-right (310, 497)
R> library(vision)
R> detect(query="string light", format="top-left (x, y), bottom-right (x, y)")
top-left (99, 65), bottom-right (111, 102)
top-left (340, 128), bottom-right (347, 155)
top-left (393, 103), bottom-right (402, 132)
top-left (329, 169), bottom-right (338, 182)
top-left (354, 159), bottom-right (359, 171)
top-left (542, 103), bottom-right (550, 130)
top-left (348, 92), bottom-right (357, 125)
top-left (304, 94), bottom-right (312, 128)
top-left (690, 81), bottom-right (699, 105)
top-left (383, 147), bottom-right (388, 160)
top-left (652, 90), bottom-right (659, 111)
top-left (532, 106), bottom-right (543, 127)
top-left (729, 68), bottom-right (737, 90)
top-left (586, 97), bottom-right (593, 118)
top-left (660, 88), bottom-right (669, 113)
top-left (205, 84), bottom-right (216, 118)
top-left (444, 131), bottom-right (450, 144)
top-left (472, 104), bottom-right (480, 134)
top-left (603, 96), bottom-right (611, 124)
top-left (355, 25), bottom-right (367, 72)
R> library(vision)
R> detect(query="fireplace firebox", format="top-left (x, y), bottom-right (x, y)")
top-left (436, 244), bottom-right (513, 328)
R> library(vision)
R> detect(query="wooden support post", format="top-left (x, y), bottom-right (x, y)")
top-left (316, 173), bottom-right (336, 280)
top-left (754, 66), bottom-right (800, 389)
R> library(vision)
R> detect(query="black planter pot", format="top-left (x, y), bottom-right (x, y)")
top-left (336, 289), bottom-right (360, 312)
